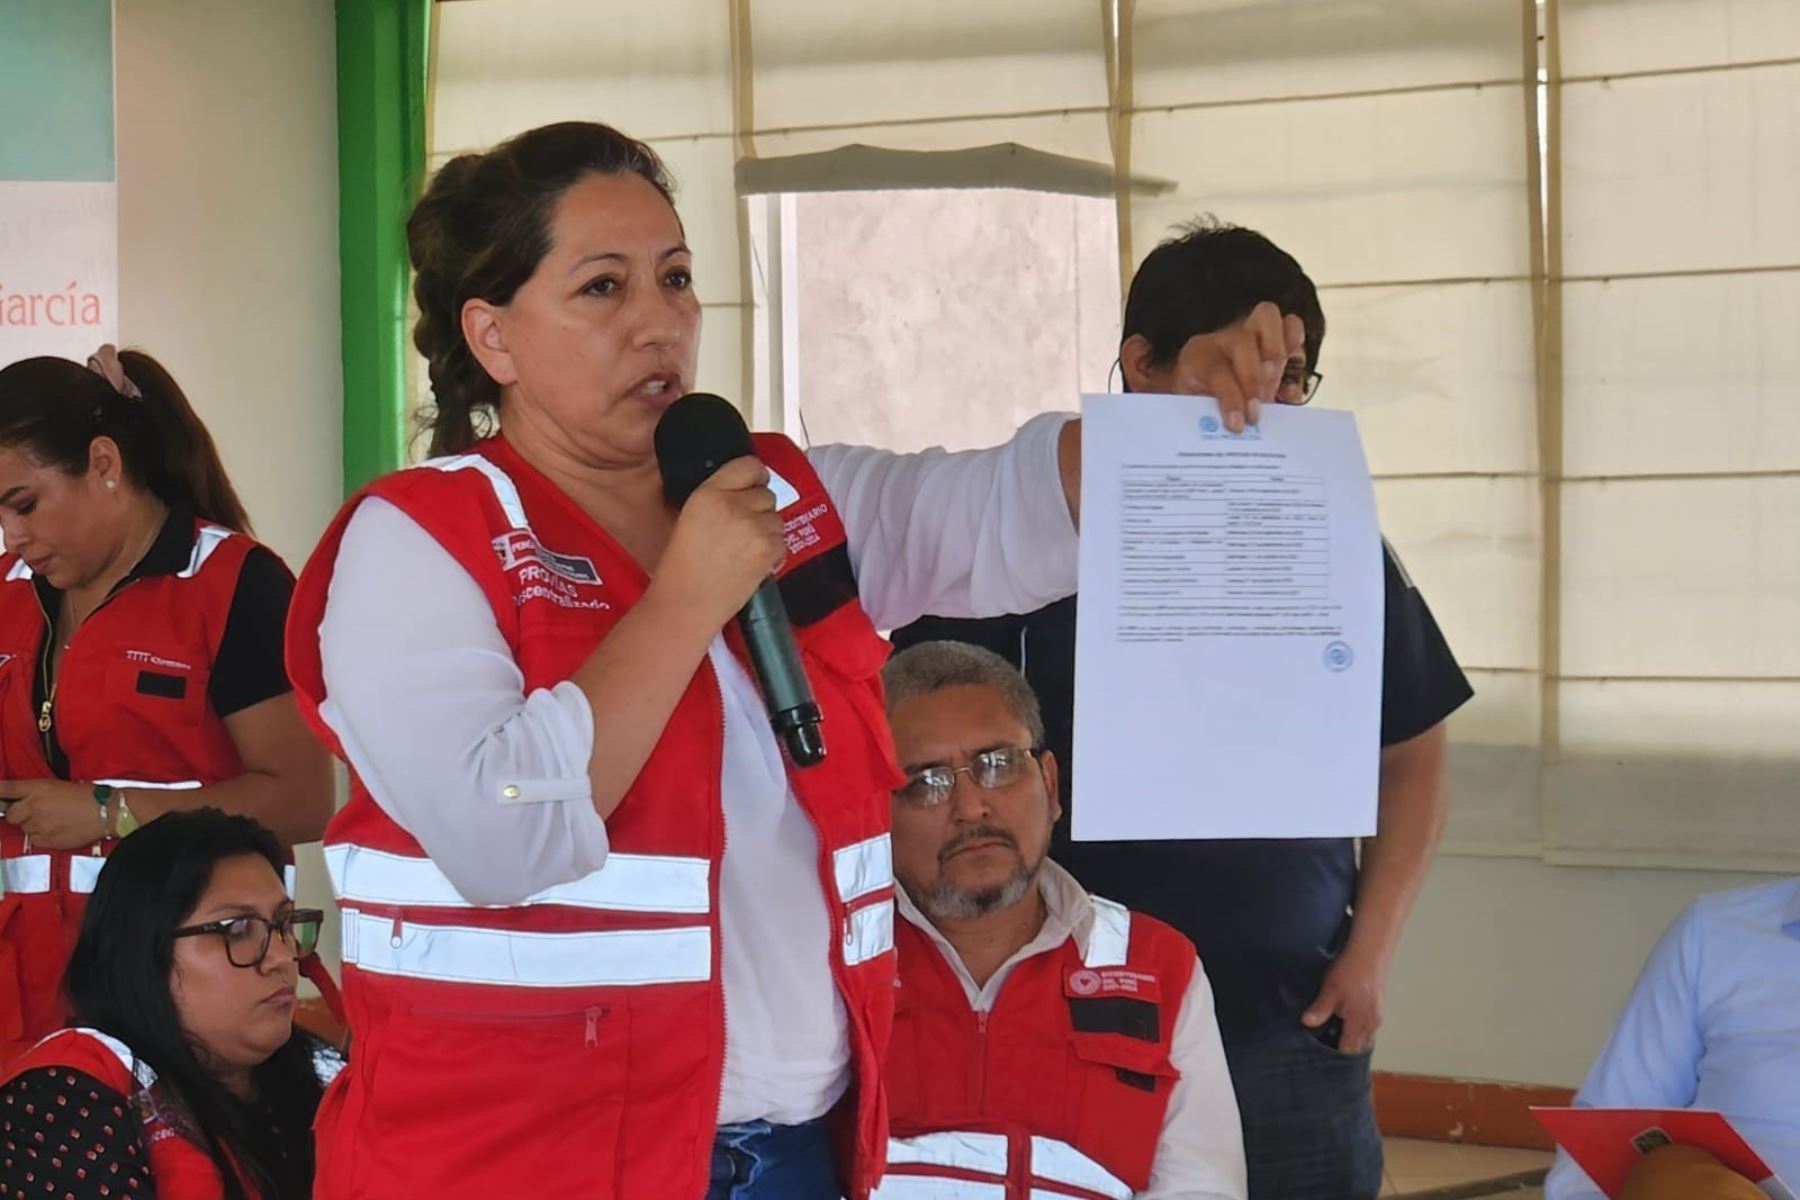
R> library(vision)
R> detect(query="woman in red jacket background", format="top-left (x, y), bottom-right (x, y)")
top-left (0, 348), bottom-right (333, 1065)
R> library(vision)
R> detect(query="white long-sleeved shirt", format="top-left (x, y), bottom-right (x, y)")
top-left (895, 861), bottom-right (1247, 1200)
top-left (316, 414), bottom-right (1078, 1125)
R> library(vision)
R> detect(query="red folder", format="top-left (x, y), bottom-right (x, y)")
top-left (1532, 1107), bottom-right (1796, 1199)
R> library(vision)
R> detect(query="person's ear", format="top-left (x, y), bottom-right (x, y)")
top-left (1119, 334), bottom-right (1163, 394)
top-left (86, 436), bottom-right (124, 492)
top-left (462, 299), bottom-right (519, 388)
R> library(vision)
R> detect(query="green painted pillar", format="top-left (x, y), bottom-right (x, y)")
top-left (336, 0), bottom-right (431, 494)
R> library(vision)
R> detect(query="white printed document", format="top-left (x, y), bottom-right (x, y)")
top-left (1071, 394), bottom-right (1384, 840)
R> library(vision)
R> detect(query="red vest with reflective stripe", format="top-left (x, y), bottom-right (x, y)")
top-left (0, 522), bottom-right (256, 1068)
top-left (880, 897), bottom-right (1195, 1199)
top-left (285, 434), bottom-right (901, 1200)
top-left (3, 1028), bottom-right (243, 1199)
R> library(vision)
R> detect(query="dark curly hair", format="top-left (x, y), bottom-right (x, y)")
top-left (408, 121), bottom-right (677, 456)
top-left (1123, 216), bottom-right (1326, 373)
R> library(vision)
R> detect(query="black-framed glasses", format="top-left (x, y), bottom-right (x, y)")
top-left (172, 909), bottom-right (324, 968)
top-left (896, 747), bottom-right (1040, 809)
top-left (1279, 366), bottom-right (1323, 405)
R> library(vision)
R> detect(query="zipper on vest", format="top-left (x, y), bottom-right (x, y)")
top-left (410, 1003), bottom-right (609, 1024)
top-left (34, 576), bottom-right (144, 757)
top-left (711, 666), bottom-right (731, 1113)
top-left (975, 1009), bottom-right (989, 1109)
top-left (407, 1002), bottom-right (611, 1048)
top-left (389, 914), bottom-right (404, 947)
top-left (32, 587), bottom-right (54, 753)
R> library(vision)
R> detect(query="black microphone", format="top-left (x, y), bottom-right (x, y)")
top-left (655, 393), bottom-right (826, 768)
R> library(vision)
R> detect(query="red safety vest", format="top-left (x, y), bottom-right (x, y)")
top-left (286, 433), bottom-right (902, 1200)
top-left (2, 1027), bottom-right (245, 1199)
top-left (879, 895), bottom-right (1195, 1200)
top-left (0, 519), bottom-right (260, 1066)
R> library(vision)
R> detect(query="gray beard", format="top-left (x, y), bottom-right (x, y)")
top-left (912, 858), bottom-right (1040, 921)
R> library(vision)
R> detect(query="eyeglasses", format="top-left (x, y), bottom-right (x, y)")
top-left (1279, 366), bottom-right (1323, 405)
top-left (896, 747), bottom-right (1040, 809)
top-left (172, 909), bottom-right (324, 969)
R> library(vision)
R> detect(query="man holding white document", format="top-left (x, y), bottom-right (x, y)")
top-left (894, 221), bottom-right (1472, 1200)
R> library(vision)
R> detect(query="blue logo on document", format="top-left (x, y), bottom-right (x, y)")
top-left (1323, 641), bottom-right (1354, 672)
top-left (1197, 413), bottom-right (1259, 440)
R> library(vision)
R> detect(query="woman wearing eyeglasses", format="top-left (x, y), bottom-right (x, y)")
top-left (0, 808), bottom-right (338, 1200)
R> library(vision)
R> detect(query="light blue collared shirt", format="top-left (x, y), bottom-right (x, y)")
top-left (1546, 877), bottom-right (1800, 1198)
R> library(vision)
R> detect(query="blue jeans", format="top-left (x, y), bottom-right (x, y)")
top-left (706, 1118), bottom-right (840, 1200)
top-left (1224, 1023), bottom-right (1384, 1200)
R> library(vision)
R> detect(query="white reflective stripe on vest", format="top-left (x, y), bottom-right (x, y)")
top-left (325, 843), bottom-right (711, 914)
top-left (1084, 897), bottom-right (1131, 968)
top-left (339, 909), bottom-right (712, 988)
top-left (93, 779), bottom-right (203, 791)
top-left (886, 1131), bottom-right (1009, 1175)
top-left (177, 526), bottom-right (233, 579)
top-left (843, 898), bottom-right (894, 966)
top-left (420, 453), bottom-right (530, 530)
top-left (1029, 1136), bottom-right (1133, 1200)
top-left (68, 856), bottom-right (105, 895)
top-left (4, 558), bottom-right (30, 581)
top-left (63, 1028), bottom-right (158, 1090)
top-left (1, 855), bottom-right (52, 894)
top-left (872, 1179), bottom-right (1007, 1200)
top-left (834, 833), bottom-right (892, 904)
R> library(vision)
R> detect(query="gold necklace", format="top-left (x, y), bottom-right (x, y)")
top-left (61, 509), bottom-right (165, 650)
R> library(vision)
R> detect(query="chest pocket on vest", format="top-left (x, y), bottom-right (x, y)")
top-left (796, 604), bottom-right (902, 791)
top-left (1065, 1024), bottom-right (1181, 1180)
top-left (104, 652), bottom-right (211, 728)
top-left (514, 604), bottom-right (612, 684)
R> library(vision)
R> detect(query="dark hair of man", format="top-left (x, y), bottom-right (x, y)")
top-left (1121, 216), bottom-right (1326, 372)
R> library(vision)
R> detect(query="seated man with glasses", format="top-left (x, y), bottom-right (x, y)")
top-left (1, 808), bottom-right (341, 1200)
top-left (875, 641), bottom-right (1246, 1200)
top-left (893, 217), bottom-right (1472, 1200)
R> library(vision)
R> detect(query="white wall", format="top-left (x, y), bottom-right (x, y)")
top-left (113, 1), bottom-right (341, 947)
top-left (1376, 853), bottom-right (1776, 1088)
top-left (790, 188), bottom-right (1120, 454)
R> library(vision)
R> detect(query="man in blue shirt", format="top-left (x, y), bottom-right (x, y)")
top-left (1546, 878), bottom-right (1800, 1198)
top-left (893, 219), bottom-right (1473, 1200)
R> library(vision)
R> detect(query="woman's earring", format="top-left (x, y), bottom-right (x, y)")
top-left (105, 480), bottom-right (116, 491)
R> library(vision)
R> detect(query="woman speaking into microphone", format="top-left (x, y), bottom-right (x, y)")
top-left (287, 121), bottom-right (1296, 1200)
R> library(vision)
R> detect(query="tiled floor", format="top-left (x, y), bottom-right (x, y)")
top-left (1380, 1136), bottom-right (1553, 1197)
